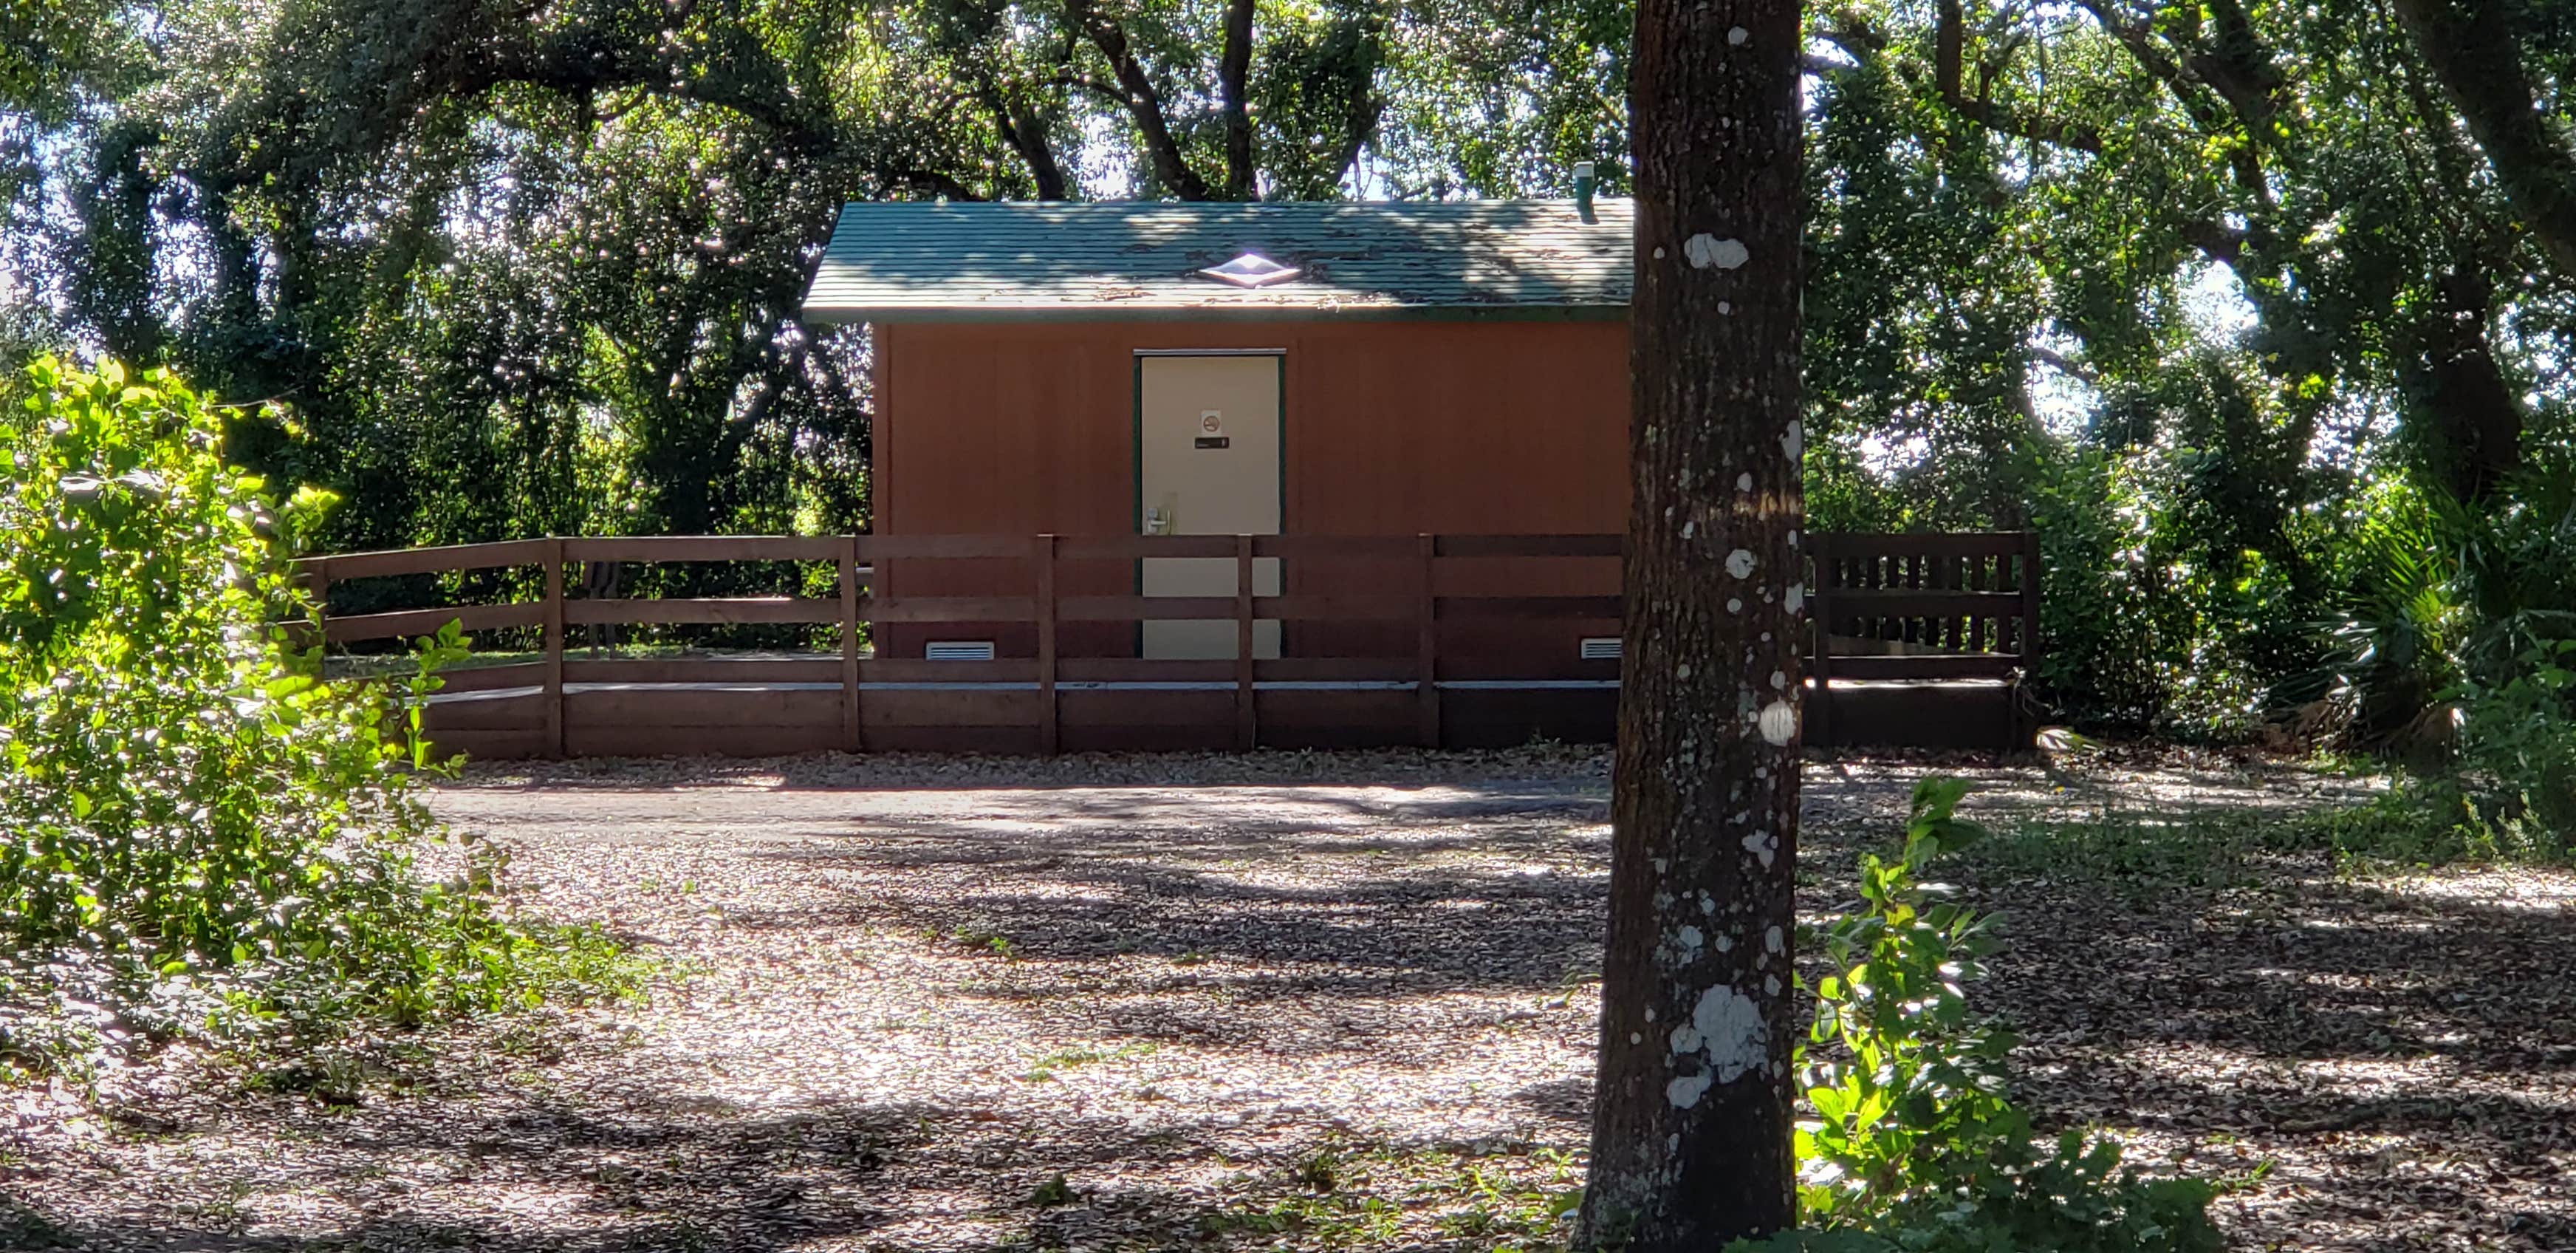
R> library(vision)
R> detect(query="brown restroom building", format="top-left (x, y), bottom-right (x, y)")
top-left (800, 196), bottom-right (1634, 675)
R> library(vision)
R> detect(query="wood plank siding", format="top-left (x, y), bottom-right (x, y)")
top-left (873, 320), bottom-right (1631, 668)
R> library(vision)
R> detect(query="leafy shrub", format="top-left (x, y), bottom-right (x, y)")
top-left (2442, 647), bottom-right (2576, 858)
top-left (0, 357), bottom-right (629, 1080)
top-left (2303, 457), bottom-right (2576, 860)
top-left (1733, 779), bottom-right (2227, 1252)
top-left (2314, 647), bottom-right (2576, 865)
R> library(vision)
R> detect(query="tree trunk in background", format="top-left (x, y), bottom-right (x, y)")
top-left (2391, 0), bottom-right (2576, 280)
top-left (1576, 0), bottom-right (1806, 1246)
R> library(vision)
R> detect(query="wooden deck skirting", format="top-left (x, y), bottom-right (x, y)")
top-left (298, 532), bottom-right (2041, 757)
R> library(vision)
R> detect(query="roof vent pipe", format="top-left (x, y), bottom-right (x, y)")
top-left (1573, 162), bottom-right (1597, 222)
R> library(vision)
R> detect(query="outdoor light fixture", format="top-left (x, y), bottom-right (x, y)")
top-left (1198, 252), bottom-right (1301, 287)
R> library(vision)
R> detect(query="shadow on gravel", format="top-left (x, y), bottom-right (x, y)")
top-left (21, 759), bottom-right (2559, 1253)
top-left (3, 1096), bottom-right (1321, 1253)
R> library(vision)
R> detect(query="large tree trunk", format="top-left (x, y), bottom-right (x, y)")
top-left (2398, 267), bottom-right (2526, 503)
top-left (1576, 0), bottom-right (1806, 1246)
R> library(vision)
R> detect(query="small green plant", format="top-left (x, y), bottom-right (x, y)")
top-left (1731, 778), bottom-right (2227, 1253)
top-left (1794, 778), bottom-right (2015, 1221)
top-left (2433, 641), bottom-right (2576, 860)
top-left (1295, 1145), bottom-right (1342, 1192)
top-left (943, 926), bottom-right (1015, 956)
top-left (2295, 650), bottom-right (2576, 867)
top-left (1022, 1039), bottom-right (1154, 1080)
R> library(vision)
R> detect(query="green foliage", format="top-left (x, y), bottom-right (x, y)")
top-left (1795, 779), bottom-right (2013, 1223)
top-left (2316, 646), bottom-right (2576, 865)
top-left (0, 358), bottom-right (633, 1080)
top-left (1735, 779), bottom-right (2226, 1252)
top-left (2303, 455), bottom-right (2576, 857)
top-left (1970, 810), bottom-right (2298, 900)
top-left (2443, 643), bottom-right (2576, 858)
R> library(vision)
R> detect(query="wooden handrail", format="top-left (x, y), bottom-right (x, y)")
top-left (296, 535), bottom-right (2039, 655)
top-left (296, 538), bottom-right (555, 581)
top-left (565, 536), bottom-right (845, 562)
top-left (297, 528), bottom-right (2040, 759)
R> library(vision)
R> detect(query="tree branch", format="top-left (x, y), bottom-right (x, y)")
top-left (2183, 0), bottom-right (2284, 131)
top-left (2390, 0), bottom-right (2576, 277)
top-left (1218, 0), bottom-right (1256, 199)
top-left (1061, 0), bottom-right (1213, 200)
top-left (2180, 219), bottom-right (2250, 270)
top-left (1933, 0), bottom-right (2102, 152)
top-left (2065, 0), bottom-right (2271, 208)
top-left (985, 91), bottom-right (1070, 200)
top-left (2027, 344), bottom-right (2099, 386)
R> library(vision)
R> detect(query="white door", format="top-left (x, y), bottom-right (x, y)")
top-left (1137, 354), bottom-right (1283, 660)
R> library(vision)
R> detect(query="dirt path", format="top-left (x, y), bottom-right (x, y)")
top-left (7, 749), bottom-right (2570, 1251)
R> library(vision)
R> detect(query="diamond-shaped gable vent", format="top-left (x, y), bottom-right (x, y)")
top-left (1199, 252), bottom-right (1301, 288)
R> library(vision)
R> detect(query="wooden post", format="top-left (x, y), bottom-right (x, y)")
top-left (304, 556), bottom-right (330, 660)
top-left (1416, 533), bottom-right (1441, 748)
top-left (840, 535), bottom-right (863, 753)
top-left (2017, 530), bottom-right (2044, 748)
top-left (1035, 533), bottom-right (1059, 757)
top-left (543, 536), bottom-right (566, 759)
top-left (1807, 533), bottom-right (1832, 750)
top-left (1939, 552), bottom-right (1960, 651)
top-left (1235, 534), bottom-right (1256, 751)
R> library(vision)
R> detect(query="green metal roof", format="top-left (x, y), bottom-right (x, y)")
top-left (800, 199), bottom-right (1634, 323)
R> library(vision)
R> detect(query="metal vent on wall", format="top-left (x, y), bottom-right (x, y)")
top-left (925, 641), bottom-right (996, 661)
top-left (1580, 637), bottom-right (1622, 660)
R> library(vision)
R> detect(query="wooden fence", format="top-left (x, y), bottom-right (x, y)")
top-left (298, 531), bottom-right (2040, 758)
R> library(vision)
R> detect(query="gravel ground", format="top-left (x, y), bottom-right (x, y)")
top-left (6, 746), bottom-right (2571, 1252)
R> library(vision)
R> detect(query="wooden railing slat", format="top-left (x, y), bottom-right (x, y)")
top-left (1253, 534), bottom-right (1414, 559)
top-left (1250, 595), bottom-right (1414, 621)
top-left (1035, 534), bottom-right (1058, 756)
top-left (564, 597), bottom-right (845, 626)
top-left (860, 658), bottom-right (1041, 683)
top-left (565, 536), bottom-right (845, 563)
top-left (564, 658), bottom-right (845, 684)
top-left (840, 536), bottom-right (864, 751)
top-left (542, 539), bottom-right (566, 757)
top-left (1826, 590), bottom-right (2023, 613)
top-left (855, 535), bottom-right (1040, 559)
top-left (323, 602), bottom-right (545, 643)
top-left (1822, 655), bottom-right (2021, 680)
top-left (1234, 536), bottom-right (1256, 750)
top-left (1053, 535), bottom-right (1237, 560)
top-left (299, 538), bottom-right (555, 581)
top-left (1417, 533), bottom-right (1441, 747)
top-left (1812, 531), bottom-right (2028, 559)
top-left (1057, 658), bottom-right (1234, 683)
